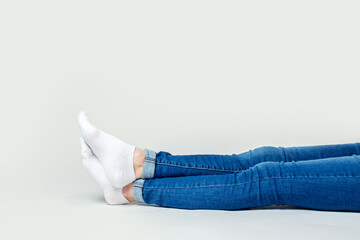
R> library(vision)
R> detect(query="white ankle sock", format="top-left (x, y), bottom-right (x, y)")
top-left (78, 111), bottom-right (136, 188)
top-left (80, 138), bottom-right (129, 205)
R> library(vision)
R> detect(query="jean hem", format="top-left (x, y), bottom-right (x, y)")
top-left (142, 148), bottom-right (157, 179)
top-left (133, 179), bottom-right (145, 203)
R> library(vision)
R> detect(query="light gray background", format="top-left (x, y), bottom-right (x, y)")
top-left (1, 1), bottom-right (360, 239)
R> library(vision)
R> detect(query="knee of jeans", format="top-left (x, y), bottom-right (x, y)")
top-left (254, 146), bottom-right (279, 155)
top-left (252, 146), bottom-right (284, 161)
top-left (251, 160), bottom-right (283, 178)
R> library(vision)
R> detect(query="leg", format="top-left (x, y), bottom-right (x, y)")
top-left (78, 111), bottom-right (360, 180)
top-left (131, 154), bottom-right (360, 211)
top-left (274, 142), bottom-right (360, 162)
top-left (140, 142), bottom-right (360, 178)
top-left (78, 111), bottom-right (250, 184)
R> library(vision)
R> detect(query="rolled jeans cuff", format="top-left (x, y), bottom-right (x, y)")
top-left (142, 148), bottom-right (157, 179)
top-left (133, 179), bottom-right (145, 203)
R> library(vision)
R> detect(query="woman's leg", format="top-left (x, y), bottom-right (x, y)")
top-left (131, 154), bottom-right (360, 211)
top-left (142, 142), bottom-right (360, 178)
top-left (79, 111), bottom-right (360, 180)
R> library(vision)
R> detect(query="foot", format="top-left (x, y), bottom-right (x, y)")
top-left (80, 138), bottom-right (131, 205)
top-left (78, 111), bottom-right (136, 188)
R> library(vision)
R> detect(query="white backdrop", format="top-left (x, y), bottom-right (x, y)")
top-left (1, 1), bottom-right (360, 239)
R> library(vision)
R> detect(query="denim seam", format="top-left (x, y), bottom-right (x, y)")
top-left (143, 176), bottom-right (360, 189)
top-left (144, 160), bottom-right (155, 163)
top-left (155, 161), bottom-right (241, 173)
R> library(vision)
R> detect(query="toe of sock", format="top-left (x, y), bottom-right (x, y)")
top-left (78, 111), bottom-right (98, 139)
top-left (78, 111), bottom-right (91, 128)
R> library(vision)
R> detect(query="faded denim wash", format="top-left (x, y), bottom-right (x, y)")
top-left (133, 142), bottom-right (360, 211)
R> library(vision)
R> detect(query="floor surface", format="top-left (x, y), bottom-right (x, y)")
top-left (2, 190), bottom-right (360, 240)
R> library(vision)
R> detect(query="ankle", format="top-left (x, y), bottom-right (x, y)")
top-left (122, 182), bottom-right (135, 202)
top-left (133, 148), bottom-right (145, 179)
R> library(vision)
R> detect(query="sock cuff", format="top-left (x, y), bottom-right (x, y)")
top-left (127, 145), bottom-right (136, 181)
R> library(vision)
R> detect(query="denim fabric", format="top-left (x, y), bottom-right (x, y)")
top-left (133, 142), bottom-right (360, 210)
top-left (142, 149), bottom-right (156, 179)
top-left (133, 179), bottom-right (145, 203)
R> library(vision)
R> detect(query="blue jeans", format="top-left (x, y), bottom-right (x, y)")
top-left (133, 142), bottom-right (360, 211)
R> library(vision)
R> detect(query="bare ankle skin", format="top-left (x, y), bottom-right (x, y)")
top-left (120, 148), bottom-right (144, 203)
top-left (122, 182), bottom-right (135, 202)
top-left (133, 148), bottom-right (145, 179)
